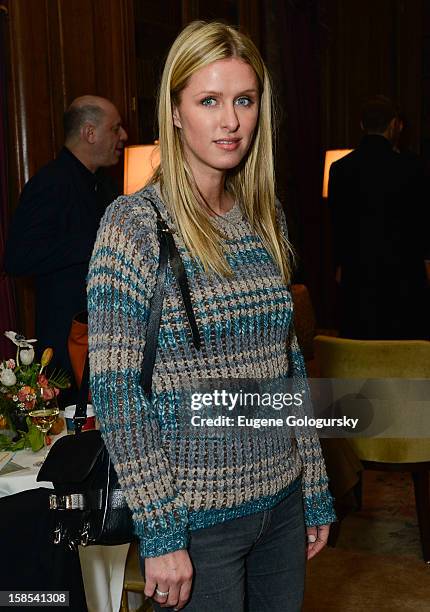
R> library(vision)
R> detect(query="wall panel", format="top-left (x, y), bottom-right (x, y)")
top-left (321, 0), bottom-right (423, 152)
top-left (5, 0), bottom-right (137, 337)
top-left (57, 0), bottom-right (97, 104)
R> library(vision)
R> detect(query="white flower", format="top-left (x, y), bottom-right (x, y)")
top-left (4, 331), bottom-right (37, 349)
top-left (0, 369), bottom-right (17, 387)
top-left (19, 347), bottom-right (35, 365)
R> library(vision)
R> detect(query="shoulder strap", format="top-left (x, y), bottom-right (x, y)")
top-left (146, 200), bottom-right (201, 342)
top-left (140, 198), bottom-right (201, 396)
top-left (139, 199), bottom-right (169, 396)
top-left (74, 353), bottom-right (90, 433)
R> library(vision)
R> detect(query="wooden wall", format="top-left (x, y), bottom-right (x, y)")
top-left (3, 0), bottom-right (138, 336)
top-left (320, 0), bottom-right (423, 152)
top-left (5, 0), bottom-right (138, 197)
top-left (422, 0), bottom-right (430, 161)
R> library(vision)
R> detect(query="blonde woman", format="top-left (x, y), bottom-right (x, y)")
top-left (88, 21), bottom-right (335, 612)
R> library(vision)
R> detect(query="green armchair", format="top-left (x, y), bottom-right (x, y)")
top-left (314, 335), bottom-right (430, 562)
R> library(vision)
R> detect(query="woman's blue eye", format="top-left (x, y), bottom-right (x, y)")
top-left (235, 97), bottom-right (252, 107)
top-left (201, 97), bottom-right (217, 106)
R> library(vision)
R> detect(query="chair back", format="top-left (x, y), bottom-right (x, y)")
top-left (314, 336), bottom-right (430, 378)
top-left (314, 336), bottom-right (430, 463)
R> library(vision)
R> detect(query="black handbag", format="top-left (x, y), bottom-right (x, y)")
top-left (37, 197), bottom-right (201, 549)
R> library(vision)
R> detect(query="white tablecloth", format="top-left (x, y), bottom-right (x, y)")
top-left (0, 446), bottom-right (55, 495)
top-left (0, 433), bottom-right (129, 612)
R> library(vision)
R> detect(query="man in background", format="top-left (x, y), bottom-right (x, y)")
top-left (329, 96), bottom-right (428, 339)
top-left (4, 95), bottom-right (127, 404)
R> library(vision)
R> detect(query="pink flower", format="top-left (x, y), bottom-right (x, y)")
top-left (37, 374), bottom-right (49, 388)
top-left (16, 385), bottom-right (36, 410)
top-left (6, 359), bottom-right (15, 370)
top-left (18, 386), bottom-right (34, 402)
top-left (41, 386), bottom-right (55, 400)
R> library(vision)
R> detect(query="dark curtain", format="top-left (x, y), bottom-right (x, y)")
top-left (0, 11), bottom-right (17, 358)
top-left (262, 0), bottom-right (330, 323)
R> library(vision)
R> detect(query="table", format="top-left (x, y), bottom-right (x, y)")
top-left (0, 432), bottom-right (130, 612)
top-left (0, 429), bottom-right (70, 496)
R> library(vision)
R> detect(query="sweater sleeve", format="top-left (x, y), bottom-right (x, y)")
top-left (287, 326), bottom-right (336, 526)
top-left (87, 196), bottom-right (189, 557)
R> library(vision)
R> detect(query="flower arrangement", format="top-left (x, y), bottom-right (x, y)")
top-left (0, 331), bottom-right (70, 451)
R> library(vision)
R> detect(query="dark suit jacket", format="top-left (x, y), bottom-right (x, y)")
top-left (329, 135), bottom-right (428, 339)
top-left (4, 148), bottom-right (118, 403)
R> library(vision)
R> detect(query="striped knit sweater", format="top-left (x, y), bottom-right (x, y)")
top-left (87, 184), bottom-right (336, 558)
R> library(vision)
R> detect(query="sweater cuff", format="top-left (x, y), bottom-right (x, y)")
top-left (136, 524), bottom-right (190, 558)
top-left (303, 489), bottom-right (337, 526)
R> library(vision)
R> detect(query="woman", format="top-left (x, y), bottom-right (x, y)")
top-left (88, 21), bottom-right (336, 612)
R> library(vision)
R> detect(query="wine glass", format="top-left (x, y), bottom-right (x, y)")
top-left (28, 391), bottom-right (59, 467)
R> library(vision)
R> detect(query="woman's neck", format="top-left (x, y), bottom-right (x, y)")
top-left (192, 171), bottom-right (233, 215)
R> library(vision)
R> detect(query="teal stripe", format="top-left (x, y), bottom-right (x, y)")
top-left (188, 478), bottom-right (300, 531)
top-left (226, 247), bottom-right (273, 268)
top-left (88, 265), bottom-right (148, 297)
top-left (88, 286), bottom-right (148, 318)
top-left (303, 489), bottom-right (337, 526)
top-left (91, 244), bottom-right (158, 276)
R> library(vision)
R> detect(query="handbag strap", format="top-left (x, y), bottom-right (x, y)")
top-left (140, 198), bottom-right (201, 396)
top-left (144, 198), bottom-right (201, 346)
top-left (74, 196), bottom-right (201, 431)
top-left (74, 353), bottom-right (90, 433)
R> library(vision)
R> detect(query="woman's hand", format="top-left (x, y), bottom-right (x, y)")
top-left (144, 549), bottom-right (194, 610)
top-left (306, 524), bottom-right (330, 560)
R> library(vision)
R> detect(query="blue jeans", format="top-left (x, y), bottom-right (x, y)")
top-left (152, 481), bottom-right (306, 612)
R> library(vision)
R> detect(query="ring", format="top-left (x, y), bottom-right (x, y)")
top-left (307, 534), bottom-right (317, 543)
top-left (155, 588), bottom-right (170, 598)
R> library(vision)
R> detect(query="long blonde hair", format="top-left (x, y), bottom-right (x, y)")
top-left (151, 20), bottom-right (293, 283)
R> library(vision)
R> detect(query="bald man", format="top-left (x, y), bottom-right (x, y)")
top-left (4, 96), bottom-right (127, 405)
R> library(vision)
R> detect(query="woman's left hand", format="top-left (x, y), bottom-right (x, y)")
top-left (306, 524), bottom-right (330, 560)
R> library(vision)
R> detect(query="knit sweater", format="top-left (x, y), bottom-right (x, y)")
top-left (87, 185), bottom-right (336, 558)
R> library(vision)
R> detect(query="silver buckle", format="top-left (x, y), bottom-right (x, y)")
top-left (49, 493), bottom-right (86, 510)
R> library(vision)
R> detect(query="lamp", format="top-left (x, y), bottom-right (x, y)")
top-left (123, 144), bottom-right (160, 195)
top-left (322, 149), bottom-right (353, 198)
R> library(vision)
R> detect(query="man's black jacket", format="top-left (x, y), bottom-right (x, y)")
top-left (4, 147), bottom-right (118, 401)
top-left (329, 135), bottom-right (428, 339)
